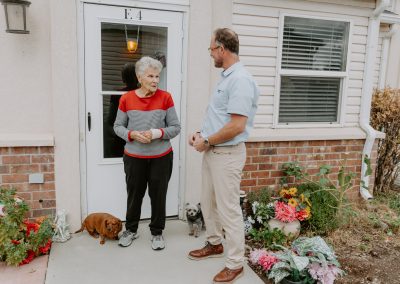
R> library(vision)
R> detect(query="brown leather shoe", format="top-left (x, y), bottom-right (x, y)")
top-left (213, 267), bottom-right (244, 283)
top-left (188, 242), bottom-right (224, 260)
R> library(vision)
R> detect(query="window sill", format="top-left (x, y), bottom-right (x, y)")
top-left (0, 133), bottom-right (54, 147)
top-left (248, 127), bottom-right (368, 142)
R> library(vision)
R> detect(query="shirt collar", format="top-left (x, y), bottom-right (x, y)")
top-left (221, 61), bottom-right (242, 78)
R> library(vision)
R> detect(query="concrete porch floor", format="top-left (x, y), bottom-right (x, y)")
top-left (46, 219), bottom-right (263, 284)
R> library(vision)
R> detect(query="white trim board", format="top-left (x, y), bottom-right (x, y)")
top-left (0, 133), bottom-right (54, 147)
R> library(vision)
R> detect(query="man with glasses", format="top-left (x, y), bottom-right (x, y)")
top-left (188, 28), bottom-right (259, 283)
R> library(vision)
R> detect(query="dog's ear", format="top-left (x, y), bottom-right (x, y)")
top-left (197, 203), bottom-right (201, 210)
top-left (105, 219), bottom-right (112, 231)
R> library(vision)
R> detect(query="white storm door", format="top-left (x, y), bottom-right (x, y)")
top-left (84, 4), bottom-right (182, 220)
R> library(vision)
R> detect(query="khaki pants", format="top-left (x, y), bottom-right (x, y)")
top-left (201, 142), bottom-right (246, 269)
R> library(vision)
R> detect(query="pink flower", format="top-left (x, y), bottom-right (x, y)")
top-left (249, 249), bottom-right (267, 265)
top-left (258, 254), bottom-right (278, 271)
top-left (274, 201), bottom-right (297, 222)
top-left (308, 262), bottom-right (343, 284)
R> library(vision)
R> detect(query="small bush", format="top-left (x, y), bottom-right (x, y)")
top-left (297, 183), bottom-right (339, 235)
top-left (247, 187), bottom-right (273, 205)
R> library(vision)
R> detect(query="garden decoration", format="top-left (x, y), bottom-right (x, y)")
top-left (249, 236), bottom-right (344, 284)
top-left (52, 209), bottom-right (71, 243)
top-left (0, 188), bottom-right (54, 266)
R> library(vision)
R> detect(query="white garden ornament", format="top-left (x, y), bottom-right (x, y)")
top-left (52, 209), bottom-right (71, 242)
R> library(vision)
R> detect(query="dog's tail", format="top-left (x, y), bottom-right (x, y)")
top-left (74, 223), bottom-right (84, 234)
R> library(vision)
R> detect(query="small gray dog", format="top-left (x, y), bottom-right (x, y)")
top-left (185, 203), bottom-right (204, 238)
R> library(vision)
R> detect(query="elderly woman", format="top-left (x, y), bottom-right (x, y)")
top-left (114, 56), bottom-right (180, 250)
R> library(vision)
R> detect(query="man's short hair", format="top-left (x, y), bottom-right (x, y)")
top-left (214, 28), bottom-right (239, 55)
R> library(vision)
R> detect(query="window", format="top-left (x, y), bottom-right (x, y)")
top-left (277, 16), bottom-right (350, 124)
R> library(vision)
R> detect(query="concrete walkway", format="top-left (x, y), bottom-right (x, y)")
top-left (46, 219), bottom-right (263, 284)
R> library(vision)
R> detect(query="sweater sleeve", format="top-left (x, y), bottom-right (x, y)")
top-left (160, 95), bottom-right (181, 139)
top-left (113, 96), bottom-right (131, 142)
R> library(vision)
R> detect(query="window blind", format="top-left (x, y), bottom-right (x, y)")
top-left (279, 76), bottom-right (340, 123)
top-left (282, 17), bottom-right (349, 71)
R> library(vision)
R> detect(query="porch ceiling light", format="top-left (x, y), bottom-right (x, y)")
top-left (125, 24), bottom-right (140, 53)
top-left (1, 0), bottom-right (31, 34)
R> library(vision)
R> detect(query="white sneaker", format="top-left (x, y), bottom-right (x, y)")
top-left (151, 235), bottom-right (165, 250)
top-left (118, 230), bottom-right (138, 247)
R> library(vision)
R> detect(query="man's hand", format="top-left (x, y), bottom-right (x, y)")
top-left (193, 136), bottom-right (209, 152)
top-left (130, 131), bottom-right (151, 144)
top-left (188, 132), bottom-right (201, 146)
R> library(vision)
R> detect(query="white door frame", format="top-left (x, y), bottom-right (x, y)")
top-left (76, 0), bottom-right (189, 221)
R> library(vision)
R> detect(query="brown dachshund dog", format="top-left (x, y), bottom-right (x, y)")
top-left (75, 213), bottom-right (122, 245)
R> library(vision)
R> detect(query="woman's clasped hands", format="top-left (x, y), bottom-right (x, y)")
top-left (130, 130), bottom-right (153, 143)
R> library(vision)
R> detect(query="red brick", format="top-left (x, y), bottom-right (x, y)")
top-left (257, 178), bottom-right (276, 186)
top-left (296, 148), bottom-right (313, 154)
top-left (11, 147), bottom-right (39, 154)
top-left (341, 152), bottom-right (360, 159)
top-left (259, 163), bottom-right (277, 170)
top-left (0, 165), bottom-right (9, 174)
top-left (32, 209), bottom-right (56, 218)
top-left (41, 200), bottom-right (56, 208)
top-left (243, 164), bottom-right (258, 171)
top-left (2, 183), bottom-right (26, 191)
top-left (260, 148), bottom-right (277, 155)
top-left (17, 192), bottom-right (32, 201)
top-left (242, 172), bottom-right (251, 179)
top-left (2, 174), bottom-right (28, 183)
top-left (347, 145), bottom-right (363, 152)
top-left (326, 140), bottom-right (341, 146)
top-left (309, 140), bottom-right (326, 146)
top-left (40, 164), bottom-right (54, 172)
top-left (41, 182), bottom-right (55, 191)
top-left (33, 191), bottom-right (56, 200)
top-left (252, 156), bottom-right (270, 163)
top-left (10, 164), bottom-right (39, 174)
top-left (271, 156), bottom-right (289, 163)
top-left (271, 141), bottom-right (290, 148)
top-left (289, 141), bottom-right (309, 147)
top-left (32, 155), bottom-right (54, 164)
top-left (246, 148), bottom-right (259, 156)
top-left (277, 148), bottom-right (296, 155)
top-left (2, 155), bottom-right (30, 164)
top-left (270, 170), bottom-right (284, 178)
top-left (39, 147), bottom-right (54, 154)
top-left (240, 179), bottom-right (256, 186)
top-left (251, 171), bottom-right (269, 178)
top-left (28, 184), bottom-right (41, 190)
top-left (332, 146), bottom-right (346, 152)
top-left (0, 147), bottom-right (10, 155)
top-left (44, 173), bottom-right (55, 182)
top-left (325, 153), bottom-right (340, 160)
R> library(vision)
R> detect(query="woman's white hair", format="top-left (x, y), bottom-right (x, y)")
top-left (135, 56), bottom-right (163, 77)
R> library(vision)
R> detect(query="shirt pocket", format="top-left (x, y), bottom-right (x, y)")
top-left (212, 89), bottom-right (229, 110)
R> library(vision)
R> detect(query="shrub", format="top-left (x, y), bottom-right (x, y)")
top-left (371, 88), bottom-right (400, 193)
top-left (297, 183), bottom-right (339, 235)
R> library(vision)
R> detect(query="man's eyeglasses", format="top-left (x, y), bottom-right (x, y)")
top-left (208, 45), bottom-right (221, 52)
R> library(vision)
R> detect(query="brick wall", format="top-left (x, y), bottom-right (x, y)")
top-left (241, 139), bottom-right (370, 200)
top-left (0, 146), bottom-right (56, 219)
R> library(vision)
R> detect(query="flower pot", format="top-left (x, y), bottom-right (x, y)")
top-left (268, 218), bottom-right (300, 238)
top-left (280, 277), bottom-right (303, 284)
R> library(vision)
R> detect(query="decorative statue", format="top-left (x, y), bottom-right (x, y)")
top-left (52, 209), bottom-right (71, 242)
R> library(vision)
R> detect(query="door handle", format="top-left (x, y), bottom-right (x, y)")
top-left (88, 112), bottom-right (91, 131)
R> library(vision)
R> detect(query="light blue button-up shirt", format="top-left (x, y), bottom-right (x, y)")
top-left (201, 62), bottom-right (259, 146)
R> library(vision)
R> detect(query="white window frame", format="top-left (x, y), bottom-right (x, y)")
top-left (273, 13), bottom-right (353, 129)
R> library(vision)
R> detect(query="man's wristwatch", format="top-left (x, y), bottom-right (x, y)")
top-left (204, 138), bottom-right (210, 146)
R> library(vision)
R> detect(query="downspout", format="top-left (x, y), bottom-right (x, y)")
top-left (359, 0), bottom-right (391, 200)
top-left (378, 26), bottom-right (397, 89)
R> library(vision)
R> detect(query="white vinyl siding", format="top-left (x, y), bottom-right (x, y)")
top-left (233, 0), bottom-right (374, 129)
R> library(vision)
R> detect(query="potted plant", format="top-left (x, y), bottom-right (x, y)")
top-left (249, 236), bottom-right (344, 284)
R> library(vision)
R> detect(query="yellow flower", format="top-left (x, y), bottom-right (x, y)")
top-left (288, 187), bottom-right (297, 196)
top-left (279, 189), bottom-right (288, 197)
top-left (288, 198), bottom-right (298, 207)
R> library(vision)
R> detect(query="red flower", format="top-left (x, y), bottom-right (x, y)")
top-left (20, 250), bottom-right (35, 266)
top-left (296, 209), bottom-right (309, 221)
top-left (11, 240), bottom-right (20, 245)
top-left (39, 240), bottom-right (52, 255)
top-left (24, 221), bottom-right (40, 237)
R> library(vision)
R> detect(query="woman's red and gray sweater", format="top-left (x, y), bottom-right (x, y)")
top-left (114, 89), bottom-right (181, 158)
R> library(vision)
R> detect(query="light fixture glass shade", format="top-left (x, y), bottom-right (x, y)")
top-left (126, 39), bottom-right (138, 53)
top-left (1, 0), bottom-right (31, 34)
